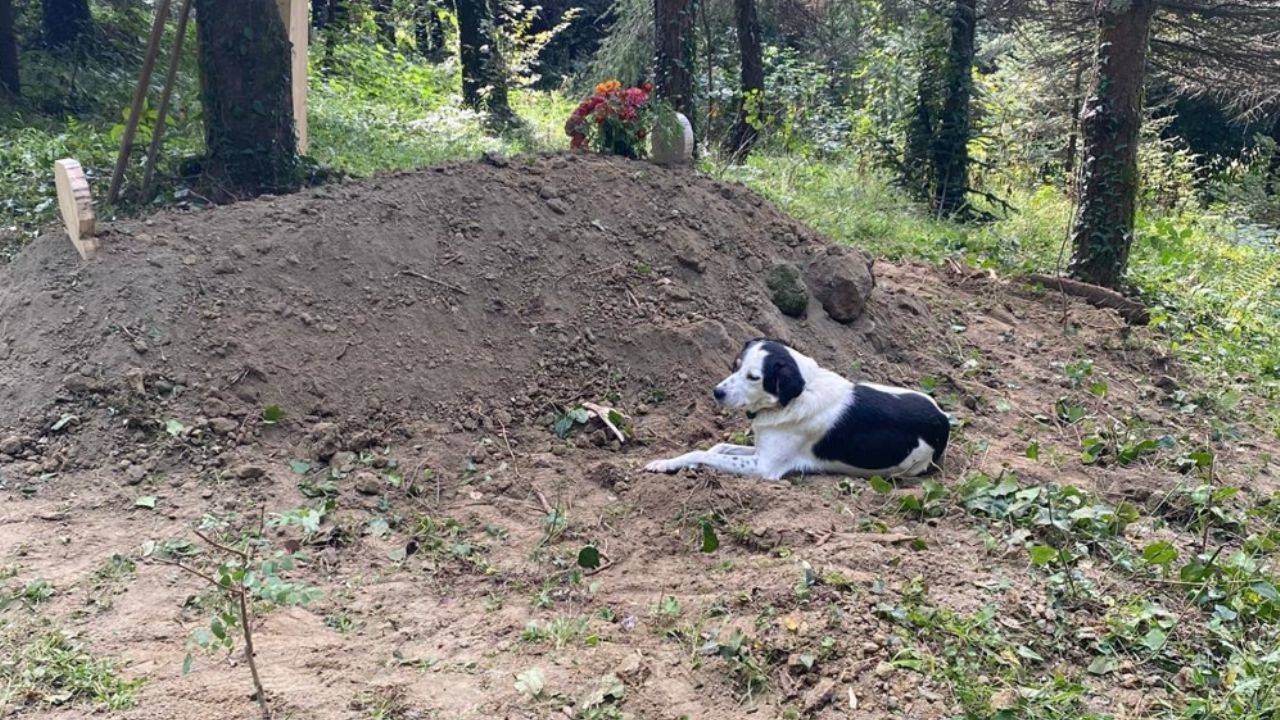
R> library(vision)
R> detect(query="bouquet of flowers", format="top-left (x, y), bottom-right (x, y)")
top-left (565, 80), bottom-right (654, 158)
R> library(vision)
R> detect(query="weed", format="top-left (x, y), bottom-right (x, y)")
top-left (0, 625), bottom-right (142, 712)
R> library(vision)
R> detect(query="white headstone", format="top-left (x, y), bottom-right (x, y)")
top-left (650, 111), bottom-right (694, 166)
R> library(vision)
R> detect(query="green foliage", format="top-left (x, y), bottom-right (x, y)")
top-left (0, 626), bottom-right (142, 711)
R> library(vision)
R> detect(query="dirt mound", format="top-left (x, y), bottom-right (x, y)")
top-left (0, 153), bottom-right (929, 465)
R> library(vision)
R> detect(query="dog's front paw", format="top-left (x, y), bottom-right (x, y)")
top-left (644, 458), bottom-right (683, 474)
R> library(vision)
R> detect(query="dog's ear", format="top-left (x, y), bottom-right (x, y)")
top-left (764, 352), bottom-right (805, 406)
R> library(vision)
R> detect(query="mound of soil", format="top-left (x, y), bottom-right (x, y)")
top-left (1, 153), bottom-right (921, 468)
top-left (4, 153), bottom-right (1277, 720)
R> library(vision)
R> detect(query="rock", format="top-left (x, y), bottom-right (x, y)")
top-left (802, 678), bottom-right (838, 714)
top-left (804, 249), bottom-right (875, 323)
top-left (232, 464), bottom-right (265, 480)
top-left (0, 435), bottom-right (23, 455)
top-left (651, 111), bottom-right (695, 166)
top-left (208, 417), bottom-right (239, 435)
top-left (354, 471), bottom-right (381, 495)
top-left (660, 284), bottom-right (693, 302)
top-left (545, 198), bottom-right (569, 215)
top-left (330, 451), bottom-right (357, 474)
top-left (765, 263), bottom-right (808, 318)
top-left (124, 465), bottom-right (147, 485)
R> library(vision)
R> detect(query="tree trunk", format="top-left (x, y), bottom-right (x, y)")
top-left (654, 0), bottom-right (696, 145)
top-left (724, 0), bottom-right (763, 160)
top-left (1266, 117), bottom-right (1280, 197)
top-left (456, 0), bottom-right (512, 122)
top-left (1064, 57), bottom-right (1085, 192)
top-left (311, 0), bottom-right (328, 28)
top-left (416, 0), bottom-right (448, 61)
top-left (0, 0), bottom-right (18, 95)
top-left (1068, 0), bottom-right (1158, 290)
top-left (929, 0), bottom-right (975, 217)
top-left (903, 58), bottom-right (935, 200)
top-left (194, 0), bottom-right (299, 200)
top-left (371, 0), bottom-right (396, 45)
top-left (42, 0), bottom-right (93, 46)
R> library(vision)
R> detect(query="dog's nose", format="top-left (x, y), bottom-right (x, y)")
top-left (713, 387), bottom-right (726, 402)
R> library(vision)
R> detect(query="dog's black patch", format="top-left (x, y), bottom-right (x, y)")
top-left (812, 384), bottom-right (950, 471)
top-left (759, 341), bottom-right (805, 407)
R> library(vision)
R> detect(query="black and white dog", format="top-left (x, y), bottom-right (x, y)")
top-left (645, 339), bottom-right (950, 481)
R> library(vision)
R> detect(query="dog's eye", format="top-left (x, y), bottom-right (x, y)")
top-left (747, 373), bottom-right (761, 381)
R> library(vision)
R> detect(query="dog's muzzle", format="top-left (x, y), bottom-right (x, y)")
top-left (713, 387), bottom-right (727, 403)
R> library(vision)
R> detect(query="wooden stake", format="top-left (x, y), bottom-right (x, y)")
top-left (140, 0), bottom-right (193, 201)
top-left (54, 159), bottom-right (98, 260)
top-left (276, 0), bottom-right (309, 153)
top-left (107, 0), bottom-right (172, 204)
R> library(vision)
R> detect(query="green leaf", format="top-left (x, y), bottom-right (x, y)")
top-left (182, 653), bottom-right (193, 675)
top-left (700, 519), bottom-right (719, 553)
top-left (869, 476), bottom-right (892, 494)
top-left (1028, 545), bottom-right (1057, 567)
top-left (1141, 628), bottom-right (1167, 653)
top-left (262, 405), bottom-right (286, 424)
top-left (1025, 441), bottom-right (1040, 460)
top-left (1016, 645), bottom-right (1044, 663)
top-left (51, 414), bottom-right (77, 431)
top-left (165, 419), bottom-right (187, 437)
top-left (514, 667), bottom-right (545, 698)
top-left (210, 618), bottom-right (226, 641)
top-left (577, 545), bottom-right (601, 570)
top-left (1087, 655), bottom-right (1120, 675)
top-left (289, 459), bottom-right (311, 475)
top-left (1142, 541), bottom-right (1178, 568)
top-left (134, 495), bottom-right (157, 509)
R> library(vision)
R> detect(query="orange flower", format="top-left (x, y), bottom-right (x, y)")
top-left (594, 79), bottom-right (622, 94)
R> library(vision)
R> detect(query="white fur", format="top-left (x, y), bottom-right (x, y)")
top-left (645, 342), bottom-right (943, 481)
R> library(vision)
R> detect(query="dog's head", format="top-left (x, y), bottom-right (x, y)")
top-left (714, 339), bottom-right (806, 414)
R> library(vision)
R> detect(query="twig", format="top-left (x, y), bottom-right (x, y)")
top-left (193, 528), bottom-right (249, 560)
top-left (154, 557), bottom-right (233, 592)
top-left (1022, 273), bottom-right (1151, 325)
top-left (239, 585), bottom-right (270, 720)
top-left (397, 270), bottom-right (469, 295)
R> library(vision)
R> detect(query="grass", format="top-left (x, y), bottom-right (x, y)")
top-left (0, 624), bottom-right (142, 712)
top-left (724, 155), bottom-right (1280, 432)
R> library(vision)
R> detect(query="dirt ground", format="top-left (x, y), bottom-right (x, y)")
top-left (1, 154), bottom-right (1276, 719)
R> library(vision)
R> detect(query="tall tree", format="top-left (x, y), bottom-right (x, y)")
top-left (41, 0), bottom-right (93, 46)
top-left (194, 0), bottom-right (300, 199)
top-left (1068, 0), bottom-right (1158, 289)
top-left (456, 0), bottom-right (512, 123)
top-left (654, 0), bottom-right (695, 142)
top-left (929, 0), bottom-right (976, 216)
top-left (415, 0), bottom-right (448, 61)
top-left (723, 0), bottom-right (763, 160)
top-left (0, 0), bottom-right (18, 95)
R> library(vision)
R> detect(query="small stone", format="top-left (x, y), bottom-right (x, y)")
top-left (232, 464), bottom-right (265, 480)
top-left (660, 284), bottom-right (693, 302)
top-left (124, 465), bottom-right (147, 485)
top-left (802, 678), bottom-right (838, 713)
top-left (545, 198), bottom-right (569, 215)
top-left (209, 418), bottom-right (238, 435)
top-left (330, 451), bottom-right (357, 473)
top-left (354, 472), bottom-right (381, 495)
top-left (132, 339), bottom-right (149, 354)
top-left (0, 436), bottom-right (23, 455)
top-left (765, 262), bottom-right (808, 318)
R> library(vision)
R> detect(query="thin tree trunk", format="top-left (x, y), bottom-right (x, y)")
top-left (311, 0), bottom-right (328, 28)
top-left (0, 0), bottom-right (18, 95)
top-left (1064, 57), bottom-right (1085, 193)
top-left (930, 0), bottom-right (976, 217)
top-left (654, 0), bottom-right (696, 146)
top-left (194, 0), bottom-right (299, 200)
top-left (416, 0), bottom-right (448, 61)
top-left (724, 0), bottom-right (763, 160)
top-left (1266, 118), bottom-right (1280, 197)
top-left (42, 0), bottom-right (93, 46)
top-left (456, 0), bottom-right (511, 122)
top-left (371, 0), bottom-right (396, 45)
top-left (904, 56), bottom-right (936, 200)
top-left (1068, 0), bottom-right (1158, 289)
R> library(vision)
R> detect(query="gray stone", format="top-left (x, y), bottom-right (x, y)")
top-left (650, 111), bottom-right (694, 166)
top-left (805, 248), bottom-right (875, 323)
top-left (765, 263), bottom-right (808, 318)
top-left (0, 435), bottom-right (23, 455)
top-left (232, 464), bottom-right (265, 480)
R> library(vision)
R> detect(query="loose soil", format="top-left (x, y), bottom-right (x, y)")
top-left (0, 153), bottom-right (1275, 719)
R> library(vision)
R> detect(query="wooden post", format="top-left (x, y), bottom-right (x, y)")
top-left (107, 0), bottom-right (172, 204)
top-left (141, 0), bottom-right (194, 200)
top-left (54, 159), bottom-right (98, 260)
top-left (276, 0), bottom-right (309, 153)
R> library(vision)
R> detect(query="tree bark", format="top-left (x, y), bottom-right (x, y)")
top-left (1068, 0), bottom-right (1158, 290)
top-left (0, 0), bottom-right (18, 95)
top-left (194, 0), bottom-right (300, 200)
top-left (654, 0), bottom-right (696, 145)
top-left (1266, 117), bottom-right (1280, 197)
top-left (724, 0), bottom-right (763, 160)
top-left (42, 0), bottom-right (93, 46)
top-left (929, 0), bottom-right (976, 216)
top-left (456, 0), bottom-right (512, 122)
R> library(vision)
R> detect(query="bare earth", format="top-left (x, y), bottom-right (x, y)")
top-left (1, 153), bottom-right (1275, 719)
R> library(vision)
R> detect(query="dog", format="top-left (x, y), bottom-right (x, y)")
top-left (644, 339), bottom-right (950, 481)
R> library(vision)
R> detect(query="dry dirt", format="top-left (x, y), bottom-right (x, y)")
top-left (0, 153), bottom-right (1276, 719)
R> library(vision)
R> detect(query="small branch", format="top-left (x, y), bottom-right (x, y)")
top-left (397, 270), bottom-right (469, 295)
top-left (193, 528), bottom-right (249, 560)
top-left (153, 557), bottom-right (238, 593)
top-left (1022, 273), bottom-right (1151, 325)
top-left (239, 585), bottom-right (271, 720)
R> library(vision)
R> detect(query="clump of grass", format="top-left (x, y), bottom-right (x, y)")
top-left (0, 626), bottom-right (142, 711)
